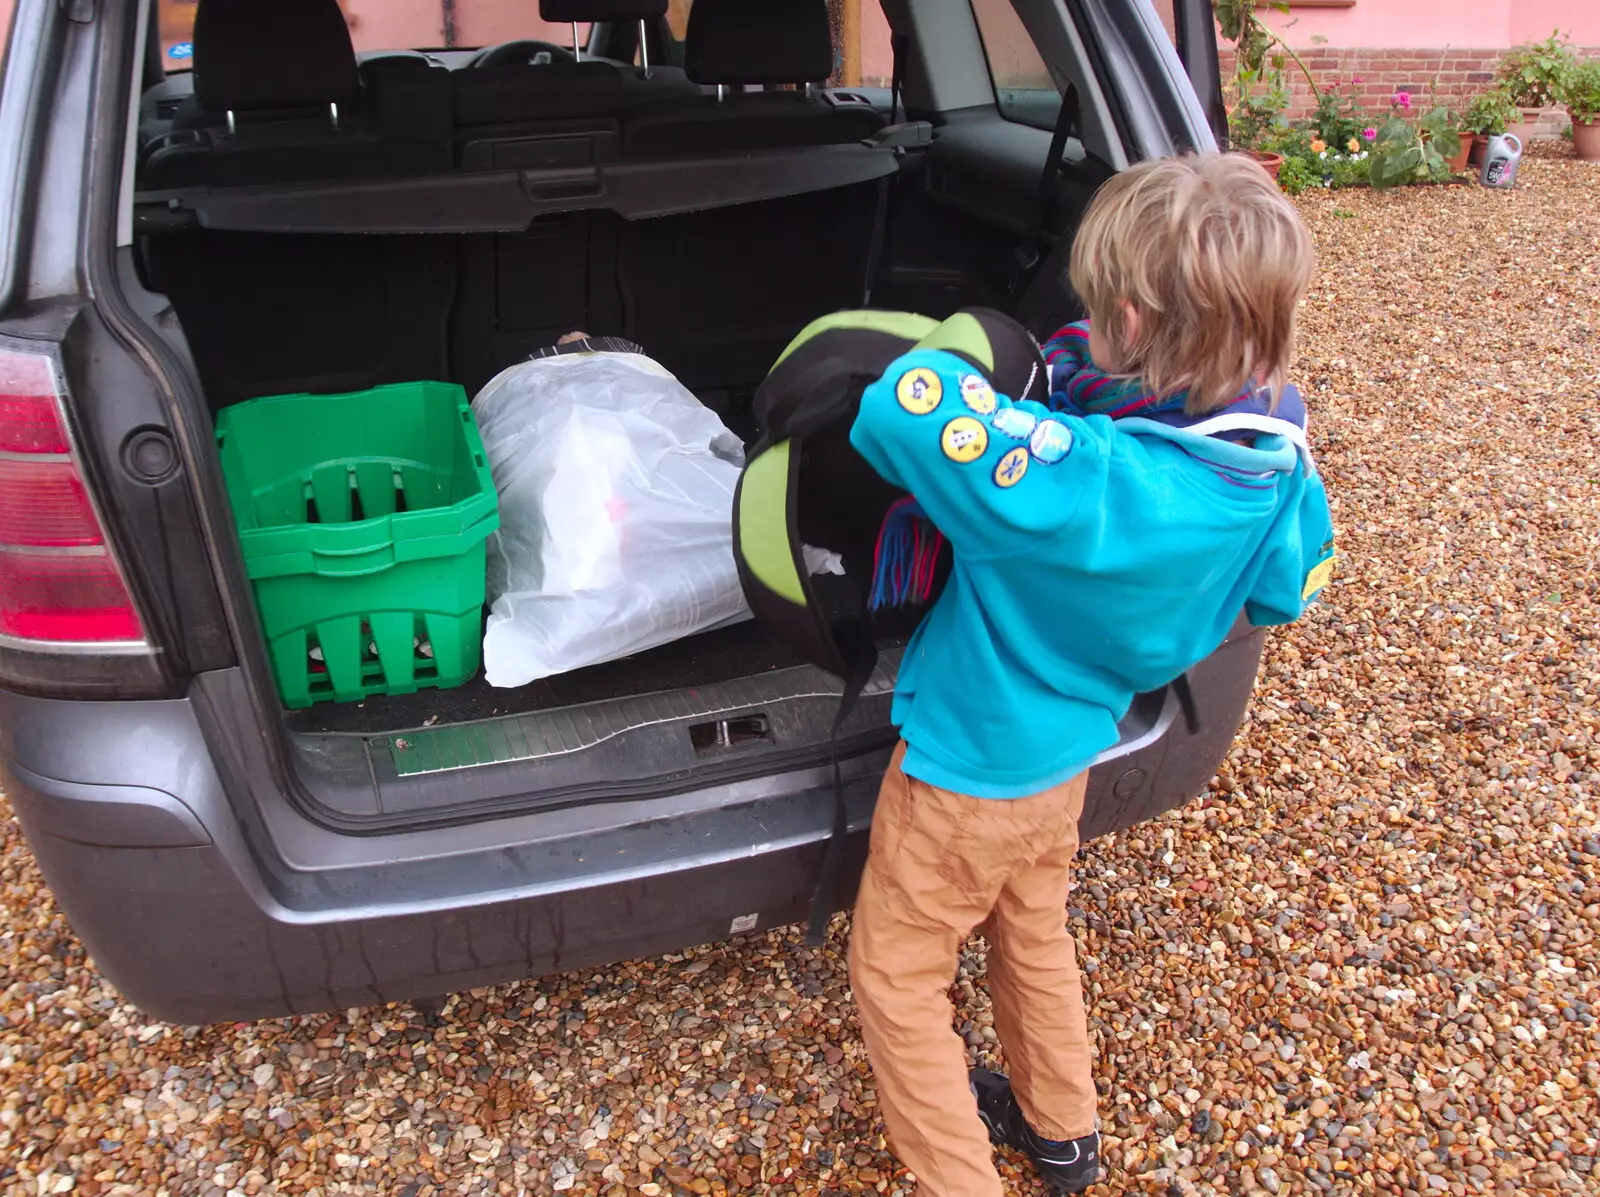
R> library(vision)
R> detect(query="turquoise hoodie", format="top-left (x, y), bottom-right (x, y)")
top-left (849, 347), bottom-right (1335, 799)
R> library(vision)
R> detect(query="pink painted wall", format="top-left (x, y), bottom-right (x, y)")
top-left (449, 0), bottom-right (588, 52)
top-left (1261, 0), bottom-right (1600, 50)
top-left (859, 3), bottom-right (893, 85)
top-left (1508, 0), bottom-right (1599, 44)
top-left (2, 0), bottom-right (1589, 81)
top-left (342, 0), bottom-right (443, 48)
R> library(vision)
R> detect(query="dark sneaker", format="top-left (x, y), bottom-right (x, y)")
top-left (970, 1068), bottom-right (1102, 1194)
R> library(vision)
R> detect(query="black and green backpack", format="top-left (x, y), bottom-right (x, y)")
top-left (732, 307), bottom-right (1050, 939)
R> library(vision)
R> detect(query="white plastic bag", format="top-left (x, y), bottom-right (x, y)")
top-left (475, 351), bottom-right (751, 687)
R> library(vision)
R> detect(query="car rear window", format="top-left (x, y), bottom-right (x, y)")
top-left (666, 0), bottom-right (893, 86)
top-left (968, 0), bottom-right (1063, 130)
top-left (154, 0), bottom-right (592, 70)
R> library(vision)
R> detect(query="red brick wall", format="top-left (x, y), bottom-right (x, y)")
top-left (1219, 47), bottom-right (1501, 116)
top-left (1218, 45), bottom-right (1597, 128)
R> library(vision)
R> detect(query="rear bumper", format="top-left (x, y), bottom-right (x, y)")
top-left (1, 627), bottom-right (1264, 1024)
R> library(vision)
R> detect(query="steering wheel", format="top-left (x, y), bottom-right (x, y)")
top-left (469, 40), bottom-right (579, 68)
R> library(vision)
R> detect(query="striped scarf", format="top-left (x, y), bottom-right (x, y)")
top-left (1044, 320), bottom-right (1234, 418)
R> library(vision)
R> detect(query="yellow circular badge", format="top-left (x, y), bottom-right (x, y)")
top-left (941, 416), bottom-right (989, 463)
top-left (895, 367), bottom-right (943, 415)
top-left (959, 374), bottom-right (997, 415)
top-left (993, 446), bottom-right (1029, 488)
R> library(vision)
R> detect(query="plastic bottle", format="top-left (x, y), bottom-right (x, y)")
top-left (1479, 133), bottom-right (1523, 188)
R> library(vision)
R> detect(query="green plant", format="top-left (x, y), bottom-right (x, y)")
top-left (1272, 120), bottom-right (1372, 194)
top-left (1496, 30), bottom-right (1575, 108)
top-left (1261, 124), bottom-right (1313, 158)
top-left (1276, 153), bottom-right (1318, 195)
top-left (1327, 155), bottom-right (1370, 188)
top-left (1215, 0), bottom-right (1320, 148)
top-left (1368, 99), bottom-right (1462, 189)
top-left (1430, 101), bottom-right (1465, 133)
top-left (1561, 57), bottom-right (1600, 123)
top-left (1227, 64), bottom-right (1291, 149)
top-left (1214, 0), bottom-right (1280, 77)
top-left (1463, 88), bottom-right (1519, 135)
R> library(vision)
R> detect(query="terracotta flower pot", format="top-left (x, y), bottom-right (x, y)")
top-left (1506, 107), bottom-right (1544, 143)
top-left (1444, 131), bottom-right (1474, 174)
top-left (1571, 113), bottom-right (1600, 162)
top-left (1241, 149), bottom-right (1283, 180)
top-left (1467, 133), bottom-right (1489, 168)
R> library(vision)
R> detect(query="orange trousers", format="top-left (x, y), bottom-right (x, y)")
top-left (848, 744), bottom-right (1098, 1197)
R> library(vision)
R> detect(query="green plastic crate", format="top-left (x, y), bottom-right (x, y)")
top-left (216, 381), bottom-right (500, 709)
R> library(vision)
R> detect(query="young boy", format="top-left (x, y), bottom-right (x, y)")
top-left (844, 152), bottom-right (1333, 1196)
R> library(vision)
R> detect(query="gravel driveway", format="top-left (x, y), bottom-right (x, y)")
top-left (3, 148), bottom-right (1598, 1197)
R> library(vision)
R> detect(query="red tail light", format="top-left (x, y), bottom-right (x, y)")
top-left (0, 458), bottom-right (101, 545)
top-left (0, 347), bottom-right (144, 644)
top-left (0, 352), bottom-right (70, 453)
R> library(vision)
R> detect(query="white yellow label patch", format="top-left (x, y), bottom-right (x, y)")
top-left (941, 416), bottom-right (989, 463)
top-left (896, 367), bottom-right (943, 415)
top-left (993, 446), bottom-right (1030, 488)
top-left (1303, 553), bottom-right (1336, 600)
top-left (1028, 418), bottom-right (1073, 465)
top-left (991, 407), bottom-right (1038, 441)
top-left (959, 374), bottom-right (997, 415)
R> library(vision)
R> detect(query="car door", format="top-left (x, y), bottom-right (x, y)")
top-left (1172, 0), bottom-right (1229, 145)
top-left (874, 0), bottom-right (1218, 335)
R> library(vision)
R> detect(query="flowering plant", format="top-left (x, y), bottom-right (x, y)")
top-left (1268, 126), bottom-right (1370, 194)
top-left (1368, 102), bottom-right (1462, 189)
top-left (1309, 75), bottom-right (1368, 149)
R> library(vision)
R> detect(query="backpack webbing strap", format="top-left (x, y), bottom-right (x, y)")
top-left (804, 639), bottom-right (877, 945)
top-left (1172, 671), bottom-right (1201, 735)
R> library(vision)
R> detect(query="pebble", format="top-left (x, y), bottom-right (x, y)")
top-left (1, 146), bottom-right (1598, 1197)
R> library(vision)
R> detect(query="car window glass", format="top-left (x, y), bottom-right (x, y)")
top-left (155, 0), bottom-right (591, 71)
top-left (968, 0), bottom-right (1062, 130)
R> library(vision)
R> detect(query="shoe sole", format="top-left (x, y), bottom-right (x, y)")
top-left (977, 1113), bottom-right (1096, 1194)
top-left (971, 1070), bottom-right (1098, 1194)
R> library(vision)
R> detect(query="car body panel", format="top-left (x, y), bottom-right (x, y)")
top-left (0, 0), bottom-right (1245, 1023)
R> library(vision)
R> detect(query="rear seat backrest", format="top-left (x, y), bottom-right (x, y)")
top-left (540, 0), bottom-right (700, 107)
top-left (141, 0), bottom-right (456, 409)
top-left (625, 0), bottom-right (884, 156)
top-left (447, 0), bottom-right (691, 392)
top-left (615, 0), bottom-right (890, 392)
top-left (361, 55), bottom-right (454, 159)
top-left (450, 63), bottom-right (625, 169)
top-left (446, 0), bottom-right (694, 171)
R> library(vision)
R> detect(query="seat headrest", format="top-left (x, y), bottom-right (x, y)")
top-left (685, 0), bottom-right (834, 86)
top-left (194, 0), bottom-right (360, 113)
top-left (540, 0), bottom-right (668, 21)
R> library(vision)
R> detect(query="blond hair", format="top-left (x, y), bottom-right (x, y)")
top-left (1068, 152), bottom-right (1315, 414)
